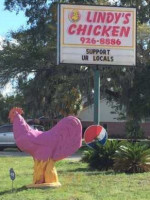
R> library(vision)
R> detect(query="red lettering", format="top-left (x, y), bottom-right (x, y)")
top-left (97, 12), bottom-right (106, 23)
top-left (77, 24), bottom-right (87, 35)
top-left (68, 24), bottom-right (76, 35)
top-left (112, 26), bottom-right (120, 36)
top-left (115, 13), bottom-right (122, 23)
top-left (106, 12), bottom-right (114, 23)
top-left (123, 13), bottom-right (131, 24)
top-left (68, 24), bottom-right (130, 38)
top-left (87, 25), bottom-right (93, 35)
top-left (87, 11), bottom-right (92, 22)
top-left (93, 25), bottom-right (101, 35)
top-left (101, 26), bottom-right (112, 37)
top-left (120, 27), bottom-right (130, 37)
top-left (93, 12), bottom-right (98, 23)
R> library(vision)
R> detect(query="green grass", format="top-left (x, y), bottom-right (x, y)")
top-left (1, 156), bottom-right (150, 200)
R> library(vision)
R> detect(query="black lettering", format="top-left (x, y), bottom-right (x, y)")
top-left (100, 56), bottom-right (103, 61)
top-left (107, 50), bottom-right (110, 55)
top-left (86, 49), bottom-right (90, 54)
top-left (103, 56), bottom-right (107, 61)
top-left (82, 55), bottom-right (89, 60)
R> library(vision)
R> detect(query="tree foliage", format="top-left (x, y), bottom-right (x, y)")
top-left (0, 0), bottom-right (150, 130)
top-left (119, 0), bottom-right (150, 23)
top-left (0, 93), bottom-right (25, 124)
top-left (0, 0), bottom-right (109, 121)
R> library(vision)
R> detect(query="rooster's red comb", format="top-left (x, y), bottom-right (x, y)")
top-left (8, 107), bottom-right (24, 123)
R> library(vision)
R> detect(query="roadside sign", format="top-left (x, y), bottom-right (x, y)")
top-left (57, 4), bottom-right (136, 66)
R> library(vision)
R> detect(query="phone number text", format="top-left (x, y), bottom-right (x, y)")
top-left (80, 37), bottom-right (121, 46)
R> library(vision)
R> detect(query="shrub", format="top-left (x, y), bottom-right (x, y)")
top-left (82, 140), bottom-right (119, 170)
top-left (125, 120), bottom-right (144, 140)
top-left (113, 142), bottom-right (150, 173)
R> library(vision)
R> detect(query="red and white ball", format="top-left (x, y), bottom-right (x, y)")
top-left (84, 125), bottom-right (108, 149)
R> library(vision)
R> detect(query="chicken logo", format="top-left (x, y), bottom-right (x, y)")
top-left (68, 9), bottom-right (81, 23)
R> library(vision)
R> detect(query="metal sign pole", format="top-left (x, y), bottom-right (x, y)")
top-left (12, 180), bottom-right (14, 192)
top-left (94, 67), bottom-right (100, 125)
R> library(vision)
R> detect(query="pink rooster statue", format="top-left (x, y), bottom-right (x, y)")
top-left (9, 107), bottom-right (82, 188)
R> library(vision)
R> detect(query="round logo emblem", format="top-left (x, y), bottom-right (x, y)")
top-left (68, 9), bottom-right (81, 23)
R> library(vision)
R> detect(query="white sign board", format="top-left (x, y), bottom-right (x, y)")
top-left (57, 4), bottom-right (136, 66)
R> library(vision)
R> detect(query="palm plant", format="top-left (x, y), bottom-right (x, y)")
top-left (113, 142), bottom-right (150, 173)
top-left (82, 140), bottom-right (119, 171)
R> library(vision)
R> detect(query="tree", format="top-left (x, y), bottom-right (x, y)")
top-left (0, 93), bottom-right (25, 124)
top-left (119, 0), bottom-right (150, 24)
top-left (103, 21), bottom-right (150, 139)
top-left (0, 0), bottom-right (110, 120)
top-left (0, 0), bottom-right (150, 138)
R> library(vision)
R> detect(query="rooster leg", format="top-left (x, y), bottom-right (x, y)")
top-left (31, 159), bottom-right (61, 188)
top-left (33, 159), bottom-right (47, 184)
top-left (44, 159), bottom-right (59, 184)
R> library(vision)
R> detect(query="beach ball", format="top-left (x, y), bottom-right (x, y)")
top-left (84, 125), bottom-right (108, 149)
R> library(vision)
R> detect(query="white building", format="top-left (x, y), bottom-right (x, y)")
top-left (78, 99), bottom-right (150, 138)
top-left (78, 99), bottom-right (123, 123)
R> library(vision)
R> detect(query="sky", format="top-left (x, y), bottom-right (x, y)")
top-left (0, 0), bottom-right (27, 37)
top-left (0, 1), bottom-right (28, 96)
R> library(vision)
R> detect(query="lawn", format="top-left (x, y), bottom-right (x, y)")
top-left (0, 156), bottom-right (150, 200)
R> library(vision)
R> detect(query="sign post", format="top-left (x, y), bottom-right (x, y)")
top-left (57, 4), bottom-right (136, 125)
top-left (94, 68), bottom-right (100, 124)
